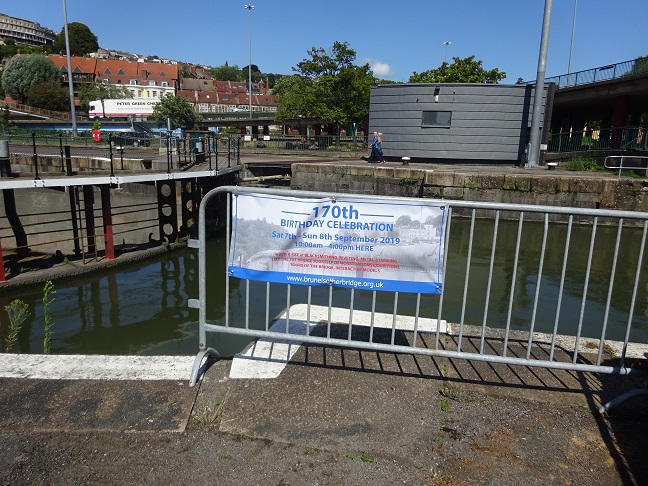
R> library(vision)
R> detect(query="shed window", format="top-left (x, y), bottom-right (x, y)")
top-left (422, 111), bottom-right (452, 127)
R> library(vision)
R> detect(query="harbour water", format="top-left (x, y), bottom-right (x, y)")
top-left (2, 218), bottom-right (647, 356)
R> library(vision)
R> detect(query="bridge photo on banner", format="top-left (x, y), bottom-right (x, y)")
top-left (227, 193), bottom-right (447, 294)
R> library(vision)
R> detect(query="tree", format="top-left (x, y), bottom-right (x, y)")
top-left (77, 81), bottom-right (131, 111)
top-left (410, 56), bottom-right (506, 84)
top-left (53, 22), bottom-right (99, 56)
top-left (1, 54), bottom-right (60, 102)
top-left (26, 81), bottom-right (70, 111)
top-left (212, 63), bottom-right (244, 81)
top-left (277, 41), bottom-right (374, 134)
top-left (151, 94), bottom-right (201, 130)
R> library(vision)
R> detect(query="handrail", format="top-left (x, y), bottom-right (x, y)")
top-left (604, 155), bottom-right (648, 177)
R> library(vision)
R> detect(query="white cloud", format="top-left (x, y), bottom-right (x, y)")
top-left (362, 58), bottom-right (393, 78)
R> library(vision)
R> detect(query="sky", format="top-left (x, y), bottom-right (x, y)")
top-left (3, 0), bottom-right (647, 83)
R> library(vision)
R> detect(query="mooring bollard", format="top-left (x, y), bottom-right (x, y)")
top-left (0, 139), bottom-right (10, 177)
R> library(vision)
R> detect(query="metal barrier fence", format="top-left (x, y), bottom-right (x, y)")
top-left (188, 186), bottom-right (648, 411)
top-left (548, 126), bottom-right (648, 153)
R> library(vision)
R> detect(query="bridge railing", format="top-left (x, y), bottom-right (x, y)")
top-left (537, 58), bottom-right (646, 88)
top-left (548, 126), bottom-right (648, 153)
top-left (188, 186), bottom-right (648, 413)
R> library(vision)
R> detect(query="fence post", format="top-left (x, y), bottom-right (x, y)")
top-left (59, 134), bottom-right (64, 172)
top-left (108, 133), bottom-right (115, 177)
top-left (64, 145), bottom-right (73, 176)
top-left (31, 132), bottom-right (40, 180)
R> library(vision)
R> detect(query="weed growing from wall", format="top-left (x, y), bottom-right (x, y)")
top-left (42, 281), bottom-right (55, 354)
top-left (3, 299), bottom-right (30, 352)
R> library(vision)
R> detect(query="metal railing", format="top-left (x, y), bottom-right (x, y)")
top-left (188, 186), bottom-right (648, 412)
top-left (239, 134), bottom-right (367, 156)
top-left (533, 58), bottom-right (645, 89)
top-left (1, 132), bottom-right (243, 177)
top-left (548, 126), bottom-right (648, 153)
top-left (604, 155), bottom-right (648, 176)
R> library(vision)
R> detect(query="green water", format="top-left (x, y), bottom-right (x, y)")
top-left (2, 219), bottom-right (647, 356)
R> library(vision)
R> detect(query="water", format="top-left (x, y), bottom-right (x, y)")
top-left (2, 219), bottom-right (647, 356)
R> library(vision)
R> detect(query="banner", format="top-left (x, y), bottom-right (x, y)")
top-left (228, 193), bottom-right (447, 294)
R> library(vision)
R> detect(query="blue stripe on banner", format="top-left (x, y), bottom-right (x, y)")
top-left (228, 267), bottom-right (443, 295)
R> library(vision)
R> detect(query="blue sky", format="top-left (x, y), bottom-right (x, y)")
top-left (4, 0), bottom-right (647, 83)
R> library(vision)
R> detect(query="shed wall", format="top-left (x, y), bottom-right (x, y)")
top-left (369, 83), bottom-right (550, 163)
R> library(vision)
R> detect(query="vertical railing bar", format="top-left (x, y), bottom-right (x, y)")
top-left (306, 286), bottom-right (312, 336)
top-left (286, 284), bottom-right (291, 334)
top-left (327, 284), bottom-right (333, 339)
top-left (596, 219), bottom-right (623, 365)
top-left (436, 207), bottom-right (452, 350)
top-left (621, 220), bottom-right (648, 367)
top-left (370, 290), bottom-right (377, 343)
top-left (503, 212), bottom-right (524, 357)
top-left (265, 282), bottom-right (270, 331)
top-left (458, 209), bottom-right (476, 353)
top-left (224, 193), bottom-right (232, 328)
top-left (550, 215), bottom-right (573, 361)
top-left (412, 293), bottom-right (422, 348)
top-left (245, 279), bottom-right (250, 330)
top-left (574, 217), bottom-right (598, 364)
top-left (348, 288), bottom-right (355, 341)
top-left (526, 213), bottom-right (549, 359)
top-left (480, 210), bottom-right (500, 354)
top-left (390, 292), bottom-right (399, 346)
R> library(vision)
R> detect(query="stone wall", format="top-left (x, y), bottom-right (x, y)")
top-left (290, 163), bottom-right (648, 213)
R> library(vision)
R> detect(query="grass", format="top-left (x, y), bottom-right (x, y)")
top-left (346, 451), bottom-right (375, 463)
top-left (564, 156), bottom-right (599, 172)
top-left (42, 281), bottom-right (55, 354)
top-left (193, 399), bottom-right (225, 428)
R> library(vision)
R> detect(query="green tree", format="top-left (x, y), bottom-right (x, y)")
top-left (52, 22), bottom-right (99, 56)
top-left (279, 41), bottom-right (374, 134)
top-left (26, 81), bottom-right (70, 111)
top-left (410, 56), bottom-right (506, 84)
top-left (151, 94), bottom-right (201, 130)
top-left (77, 81), bottom-right (131, 111)
top-left (212, 62), bottom-right (245, 81)
top-left (1, 54), bottom-right (60, 102)
top-left (629, 55), bottom-right (648, 76)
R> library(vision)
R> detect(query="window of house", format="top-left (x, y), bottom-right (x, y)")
top-left (149, 81), bottom-right (156, 86)
top-left (161, 81), bottom-right (168, 87)
top-left (129, 79), bottom-right (137, 85)
top-left (152, 91), bottom-right (157, 98)
top-left (422, 111), bottom-right (452, 127)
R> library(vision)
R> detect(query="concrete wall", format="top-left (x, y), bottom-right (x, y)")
top-left (369, 83), bottom-right (550, 163)
top-left (290, 163), bottom-right (648, 214)
top-left (0, 183), bottom-right (164, 258)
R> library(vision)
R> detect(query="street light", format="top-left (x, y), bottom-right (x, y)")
top-left (443, 41), bottom-right (451, 63)
top-left (567, 0), bottom-right (578, 86)
top-left (244, 4), bottom-right (254, 121)
top-left (62, 0), bottom-right (77, 136)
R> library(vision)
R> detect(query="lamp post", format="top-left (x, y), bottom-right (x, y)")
top-left (567, 0), bottom-right (578, 86)
top-left (443, 41), bottom-right (451, 63)
top-left (62, 0), bottom-right (77, 136)
top-left (244, 4), bottom-right (254, 121)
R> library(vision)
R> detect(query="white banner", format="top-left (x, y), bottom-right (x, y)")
top-left (228, 193), bottom-right (447, 294)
